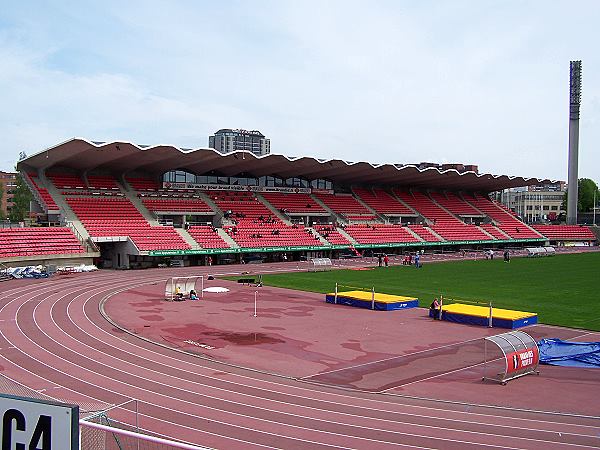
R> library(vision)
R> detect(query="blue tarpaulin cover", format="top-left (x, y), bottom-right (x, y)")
top-left (538, 338), bottom-right (600, 368)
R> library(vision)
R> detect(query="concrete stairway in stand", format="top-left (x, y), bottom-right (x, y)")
top-left (254, 193), bottom-right (292, 225)
top-left (175, 228), bottom-right (201, 250)
top-left (336, 227), bottom-right (359, 246)
top-left (307, 227), bottom-right (330, 245)
top-left (118, 180), bottom-right (160, 225)
top-left (216, 228), bottom-right (240, 249)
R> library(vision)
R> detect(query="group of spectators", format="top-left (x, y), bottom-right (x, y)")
top-left (174, 287), bottom-right (199, 301)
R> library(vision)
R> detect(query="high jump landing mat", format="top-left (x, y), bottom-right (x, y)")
top-left (325, 290), bottom-right (419, 311)
top-left (432, 303), bottom-right (537, 329)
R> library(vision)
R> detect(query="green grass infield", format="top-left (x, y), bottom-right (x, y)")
top-left (224, 252), bottom-right (600, 331)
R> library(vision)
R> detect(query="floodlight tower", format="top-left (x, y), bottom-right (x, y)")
top-left (567, 60), bottom-right (582, 225)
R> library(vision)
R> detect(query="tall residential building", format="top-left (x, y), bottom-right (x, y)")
top-left (0, 171), bottom-right (17, 217)
top-left (209, 129), bottom-right (270, 156)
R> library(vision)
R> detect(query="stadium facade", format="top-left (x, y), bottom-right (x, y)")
top-left (4, 138), bottom-right (597, 269)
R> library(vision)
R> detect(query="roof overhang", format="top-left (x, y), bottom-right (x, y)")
top-left (16, 138), bottom-right (554, 192)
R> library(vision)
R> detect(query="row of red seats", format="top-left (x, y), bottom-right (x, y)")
top-left (187, 226), bottom-right (230, 248)
top-left (224, 223), bottom-right (323, 248)
top-left (532, 225), bottom-right (596, 240)
top-left (396, 190), bottom-right (463, 225)
top-left (429, 192), bottom-right (482, 216)
top-left (261, 192), bottom-right (325, 213)
top-left (211, 191), bottom-right (275, 220)
top-left (480, 223), bottom-right (509, 240)
top-left (464, 194), bottom-right (542, 239)
top-left (345, 224), bottom-right (420, 244)
top-left (431, 223), bottom-right (491, 241)
top-left (0, 227), bottom-right (85, 258)
top-left (312, 224), bottom-right (352, 245)
top-left (142, 198), bottom-right (213, 213)
top-left (353, 188), bottom-right (413, 215)
top-left (46, 172), bottom-right (86, 189)
top-left (26, 173), bottom-right (58, 210)
top-left (407, 224), bottom-right (441, 242)
top-left (313, 193), bottom-right (371, 215)
top-left (126, 177), bottom-right (161, 190)
top-left (87, 175), bottom-right (120, 190)
top-left (67, 197), bottom-right (190, 251)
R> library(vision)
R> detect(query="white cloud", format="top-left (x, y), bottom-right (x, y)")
top-left (0, 0), bottom-right (599, 184)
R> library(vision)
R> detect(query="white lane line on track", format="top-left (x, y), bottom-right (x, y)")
top-left (301, 335), bottom-right (486, 379)
top-left (3, 272), bottom-right (599, 433)
top-left (1, 283), bottom-right (531, 449)
top-left (54, 282), bottom-right (600, 445)
top-left (56, 274), bottom-right (600, 442)
top-left (19, 270), bottom-right (600, 440)
top-left (20, 280), bottom-right (441, 449)
top-left (380, 329), bottom-right (600, 391)
top-left (0, 277), bottom-right (269, 448)
top-left (2, 274), bottom-right (596, 446)
top-left (81, 276), bottom-right (600, 433)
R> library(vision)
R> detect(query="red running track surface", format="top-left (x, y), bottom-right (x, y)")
top-left (0, 265), bottom-right (599, 449)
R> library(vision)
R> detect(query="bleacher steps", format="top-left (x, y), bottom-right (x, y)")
top-left (39, 173), bottom-right (76, 220)
top-left (486, 199), bottom-right (545, 238)
top-left (307, 227), bottom-right (329, 245)
top-left (404, 226), bottom-right (425, 242)
top-left (389, 191), bottom-right (420, 216)
top-left (119, 185), bottom-right (160, 225)
top-left (174, 228), bottom-right (202, 250)
top-left (216, 228), bottom-right (239, 249)
top-left (490, 225), bottom-right (511, 239)
top-left (478, 226), bottom-right (497, 240)
top-left (425, 227), bottom-right (445, 241)
top-left (22, 172), bottom-right (49, 213)
top-left (39, 174), bottom-right (93, 245)
top-left (426, 192), bottom-right (463, 222)
top-left (351, 192), bottom-right (383, 222)
top-left (196, 192), bottom-right (220, 214)
top-left (254, 193), bottom-right (292, 225)
top-left (310, 195), bottom-right (347, 224)
top-left (458, 193), bottom-right (487, 216)
top-left (335, 227), bottom-right (359, 246)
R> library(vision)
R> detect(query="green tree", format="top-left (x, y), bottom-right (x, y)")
top-left (9, 173), bottom-right (32, 222)
top-left (562, 178), bottom-right (599, 213)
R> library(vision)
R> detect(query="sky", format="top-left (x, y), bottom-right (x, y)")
top-left (1, 1), bottom-right (599, 183)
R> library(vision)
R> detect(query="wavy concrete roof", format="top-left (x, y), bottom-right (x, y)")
top-left (17, 138), bottom-right (553, 192)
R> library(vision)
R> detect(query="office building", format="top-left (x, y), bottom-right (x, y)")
top-left (209, 129), bottom-right (270, 156)
top-left (0, 171), bottom-right (17, 217)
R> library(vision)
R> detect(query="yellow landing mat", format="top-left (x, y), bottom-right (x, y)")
top-left (329, 290), bottom-right (418, 304)
top-left (442, 303), bottom-right (536, 320)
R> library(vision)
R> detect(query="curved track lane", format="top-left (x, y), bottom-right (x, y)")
top-left (1, 269), bottom-right (599, 449)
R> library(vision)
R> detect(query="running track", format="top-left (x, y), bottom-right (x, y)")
top-left (1, 266), bottom-right (599, 449)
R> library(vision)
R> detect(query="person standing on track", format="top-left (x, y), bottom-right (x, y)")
top-left (383, 255), bottom-right (389, 267)
top-left (430, 298), bottom-right (440, 319)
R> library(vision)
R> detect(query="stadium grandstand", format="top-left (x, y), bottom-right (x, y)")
top-left (4, 137), bottom-right (597, 269)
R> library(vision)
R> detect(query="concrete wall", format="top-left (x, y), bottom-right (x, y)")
top-left (97, 240), bottom-right (139, 269)
top-left (0, 254), bottom-right (97, 268)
